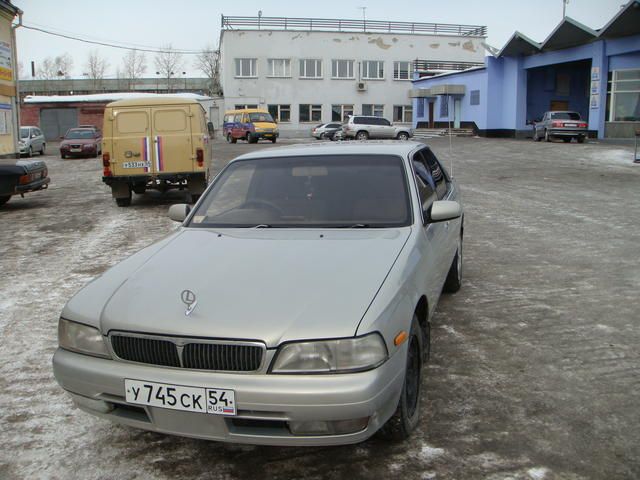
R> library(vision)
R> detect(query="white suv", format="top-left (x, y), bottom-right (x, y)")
top-left (342, 116), bottom-right (413, 141)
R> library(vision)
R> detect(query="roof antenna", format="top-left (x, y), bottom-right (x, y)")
top-left (562, 0), bottom-right (569, 18)
top-left (358, 7), bottom-right (367, 31)
top-left (258, 10), bottom-right (262, 29)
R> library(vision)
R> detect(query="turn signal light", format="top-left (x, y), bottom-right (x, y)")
top-left (394, 331), bottom-right (408, 346)
top-left (18, 174), bottom-right (30, 184)
top-left (196, 148), bottom-right (204, 167)
top-left (102, 152), bottom-right (110, 167)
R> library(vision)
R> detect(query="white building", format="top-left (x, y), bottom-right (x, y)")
top-left (218, 16), bottom-right (487, 136)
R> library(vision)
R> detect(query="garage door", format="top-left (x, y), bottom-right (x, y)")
top-left (40, 108), bottom-right (78, 141)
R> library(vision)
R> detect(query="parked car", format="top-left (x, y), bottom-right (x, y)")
top-left (342, 115), bottom-right (413, 141)
top-left (52, 141), bottom-right (464, 446)
top-left (101, 97), bottom-right (210, 206)
top-left (19, 126), bottom-right (46, 157)
top-left (533, 111), bottom-right (588, 143)
top-left (311, 122), bottom-right (342, 140)
top-left (0, 157), bottom-right (50, 206)
top-left (223, 108), bottom-right (279, 144)
top-left (60, 128), bottom-right (102, 159)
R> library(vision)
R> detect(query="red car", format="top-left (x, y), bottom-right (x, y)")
top-left (60, 128), bottom-right (102, 159)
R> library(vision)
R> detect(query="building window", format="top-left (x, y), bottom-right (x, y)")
top-left (440, 95), bottom-right (449, 117)
top-left (362, 61), bottom-right (384, 80)
top-left (332, 60), bottom-right (355, 79)
top-left (393, 61), bottom-right (412, 80)
top-left (417, 99), bottom-right (425, 117)
top-left (470, 90), bottom-right (480, 106)
top-left (332, 104), bottom-right (354, 122)
top-left (299, 104), bottom-right (322, 122)
top-left (268, 104), bottom-right (291, 122)
top-left (393, 105), bottom-right (413, 123)
top-left (235, 58), bottom-right (257, 78)
top-left (608, 69), bottom-right (640, 122)
top-left (362, 104), bottom-right (384, 117)
top-left (267, 59), bottom-right (291, 78)
top-left (234, 104), bottom-right (258, 109)
top-left (300, 59), bottom-right (322, 79)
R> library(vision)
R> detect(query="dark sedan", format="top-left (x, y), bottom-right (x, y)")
top-left (533, 111), bottom-right (588, 143)
top-left (60, 128), bottom-right (102, 159)
top-left (0, 158), bottom-right (50, 206)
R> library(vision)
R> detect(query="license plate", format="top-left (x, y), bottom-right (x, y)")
top-left (122, 161), bottom-right (150, 169)
top-left (70, 148), bottom-right (81, 152)
top-left (124, 379), bottom-right (236, 415)
top-left (564, 123), bottom-right (577, 127)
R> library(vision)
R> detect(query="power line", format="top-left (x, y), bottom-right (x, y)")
top-left (19, 24), bottom-right (207, 55)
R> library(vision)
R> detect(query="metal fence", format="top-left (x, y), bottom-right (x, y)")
top-left (221, 15), bottom-right (487, 37)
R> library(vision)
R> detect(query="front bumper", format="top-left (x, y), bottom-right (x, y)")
top-left (52, 346), bottom-right (405, 446)
top-left (254, 131), bottom-right (279, 140)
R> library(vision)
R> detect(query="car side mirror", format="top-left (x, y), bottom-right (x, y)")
top-left (168, 204), bottom-right (191, 222)
top-left (428, 200), bottom-right (462, 223)
top-left (207, 122), bottom-right (214, 138)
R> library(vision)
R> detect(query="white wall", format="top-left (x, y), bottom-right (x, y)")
top-left (220, 29), bottom-right (485, 135)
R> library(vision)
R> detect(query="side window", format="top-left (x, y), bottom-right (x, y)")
top-left (421, 148), bottom-right (448, 199)
top-left (380, 118), bottom-right (391, 126)
top-left (412, 152), bottom-right (437, 217)
top-left (234, 114), bottom-right (242, 123)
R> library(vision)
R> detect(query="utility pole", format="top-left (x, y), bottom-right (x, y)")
top-left (358, 7), bottom-right (366, 31)
top-left (562, 0), bottom-right (569, 18)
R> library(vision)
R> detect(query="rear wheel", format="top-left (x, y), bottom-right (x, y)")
top-left (545, 130), bottom-right (551, 142)
top-left (27, 146), bottom-right (33, 157)
top-left (577, 136), bottom-right (585, 144)
top-left (356, 131), bottom-right (369, 141)
top-left (397, 132), bottom-right (410, 140)
top-left (227, 133), bottom-right (236, 144)
top-left (40, 143), bottom-right (46, 155)
top-left (114, 187), bottom-right (132, 207)
top-left (533, 130), bottom-right (539, 142)
top-left (132, 185), bottom-right (146, 195)
top-left (379, 315), bottom-right (423, 440)
top-left (0, 195), bottom-right (10, 206)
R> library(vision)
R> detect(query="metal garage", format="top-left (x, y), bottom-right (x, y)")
top-left (40, 108), bottom-right (78, 141)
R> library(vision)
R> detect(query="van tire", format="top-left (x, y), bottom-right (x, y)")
top-left (271, 138), bottom-right (277, 143)
top-left (248, 133), bottom-right (258, 144)
top-left (116, 197), bottom-right (131, 207)
top-left (227, 133), bottom-right (236, 144)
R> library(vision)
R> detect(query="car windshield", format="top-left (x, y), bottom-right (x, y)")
top-left (20, 127), bottom-right (29, 139)
top-left (551, 112), bottom-right (581, 120)
top-left (249, 113), bottom-right (274, 123)
top-left (188, 155), bottom-right (411, 228)
top-left (65, 130), bottom-right (95, 139)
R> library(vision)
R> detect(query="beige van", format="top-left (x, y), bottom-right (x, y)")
top-left (101, 97), bottom-right (212, 206)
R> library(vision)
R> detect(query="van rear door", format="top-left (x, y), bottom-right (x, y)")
top-left (111, 108), bottom-right (153, 177)
top-left (151, 105), bottom-right (192, 173)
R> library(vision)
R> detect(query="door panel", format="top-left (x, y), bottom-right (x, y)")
top-left (152, 107), bottom-right (192, 173)
top-left (112, 108), bottom-right (152, 176)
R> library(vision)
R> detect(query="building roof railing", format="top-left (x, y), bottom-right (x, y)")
top-left (221, 15), bottom-right (487, 37)
top-left (413, 60), bottom-right (486, 77)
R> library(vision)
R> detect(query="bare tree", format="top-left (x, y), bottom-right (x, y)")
top-left (154, 45), bottom-right (184, 92)
top-left (122, 49), bottom-right (147, 89)
top-left (54, 53), bottom-right (74, 78)
top-left (85, 50), bottom-right (109, 88)
top-left (194, 45), bottom-right (222, 96)
top-left (36, 57), bottom-right (57, 80)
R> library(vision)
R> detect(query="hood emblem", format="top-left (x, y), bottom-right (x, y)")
top-left (181, 289), bottom-right (198, 316)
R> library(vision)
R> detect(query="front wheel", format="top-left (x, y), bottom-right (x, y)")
top-left (41, 144), bottom-right (46, 155)
top-left (226, 133), bottom-right (236, 144)
top-left (271, 137), bottom-right (277, 143)
top-left (397, 132), bottom-right (410, 141)
top-left (356, 131), bottom-right (369, 141)
top-left (545, 130), bottom-right (551, 142)
top-left (0, 195), bottom-right (10, 206)
top-left (27, 146), bottom-right (33, 157)
top-left (379, 315), bottom-right (423, 440)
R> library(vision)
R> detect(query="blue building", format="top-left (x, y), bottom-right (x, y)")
top-left (411, 0), bottom-right (640, 139)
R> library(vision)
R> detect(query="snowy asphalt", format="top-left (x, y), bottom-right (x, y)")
top-left (1, 137), bottom-right (639, 480)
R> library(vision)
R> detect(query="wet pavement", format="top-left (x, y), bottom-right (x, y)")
top-left (1, 136), bottom-right (638, 480)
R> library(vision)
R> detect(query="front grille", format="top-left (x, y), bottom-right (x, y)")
top-left (110, 334), bottom-right (263, 372)
top-left (183, 343), bottom-right (262, 371)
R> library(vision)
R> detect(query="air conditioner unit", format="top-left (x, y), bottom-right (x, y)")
top-left (356, 81), bottom-right (367, 91)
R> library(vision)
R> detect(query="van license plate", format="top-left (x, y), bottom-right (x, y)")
top-left (125, 379), bottom-right (236, 415)
top-left (123, 161), bottom-right (150, 169)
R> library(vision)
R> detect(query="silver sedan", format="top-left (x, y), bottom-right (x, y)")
top-left (53, 141), bottom-right (464, 446)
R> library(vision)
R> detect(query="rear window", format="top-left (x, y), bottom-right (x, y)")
top-left (154, 109), bottom-right (187, 132)
top-left (189, 154), bottom-right (411, 228)
top-left (551, 112), bottom-right (581, 120)
top-left (115, 112), bottom-right (148, 134)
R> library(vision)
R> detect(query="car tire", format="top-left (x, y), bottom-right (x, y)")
top-left (271, 138), bottom-right (277, 143)
top-left (115, 196), bottom-right (131, 207)
top-left (533, 130), bottom-right (539, 142)
top-left (379, 315), bottom-right (423, 441)
top-left (0, 195), bottom-right (10, 206)
top-left (227, 133), bottom-right (236, 144)
top-left (397, 132), bottom-right (410, 141)
top-left (577, 136), bottom-right (585, 144)
top-left (40, 144), bottom-right (46, 155)
top-left (61, 153), bottom-right (66, 159)
top-left (563, 138), bottom-right (571, 143)
top-left (356, 131), bottom-right (369, 141)
top-left (545, 130), bottom-right (551, 142)
top-left (27, 146), bottom-right (32, 157)
top-left (443, 232), bottom-right (463, 293)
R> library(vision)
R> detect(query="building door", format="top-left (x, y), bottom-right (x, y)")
top-left (40, 108), bottom-right (78, 141)
top-left (428, 101), bottom-right (434, 128)
top-left (453, 98), bottom-right (461, 128)
top-left (550, 100), bottom-right (569, 111)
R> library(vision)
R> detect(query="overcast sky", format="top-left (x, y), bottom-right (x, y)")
top-left (13, 0), bottom-right (626, 79)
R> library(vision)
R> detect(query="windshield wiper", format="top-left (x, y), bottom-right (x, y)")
top-left (251, 224), bottom-right (272, 228)
top-left (336, 224), bottom-right (370, 228)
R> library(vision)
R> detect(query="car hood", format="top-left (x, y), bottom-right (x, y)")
top-left (99, 228), bottom-right (410, 347)
top-left (61, 138), bottom-right (97, 146)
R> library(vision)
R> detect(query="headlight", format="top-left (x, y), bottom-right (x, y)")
top-left (58, 318), bottom-right (111, 358)
top-left (271, 333), bottom-right (387, 374)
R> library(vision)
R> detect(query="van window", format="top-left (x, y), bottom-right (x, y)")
top-left (154, 109), bottom-right (187, 132)
top-left (234, 114), bottom-right (243, 122)
top-left (116, 111), bottom-right (148, 134)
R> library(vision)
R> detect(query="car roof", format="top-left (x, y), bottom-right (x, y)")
top-left (232, 141), bottom-right (424, 162)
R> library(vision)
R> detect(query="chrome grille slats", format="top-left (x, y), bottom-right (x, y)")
top-left (110, 334), bottom-right (263, 372)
